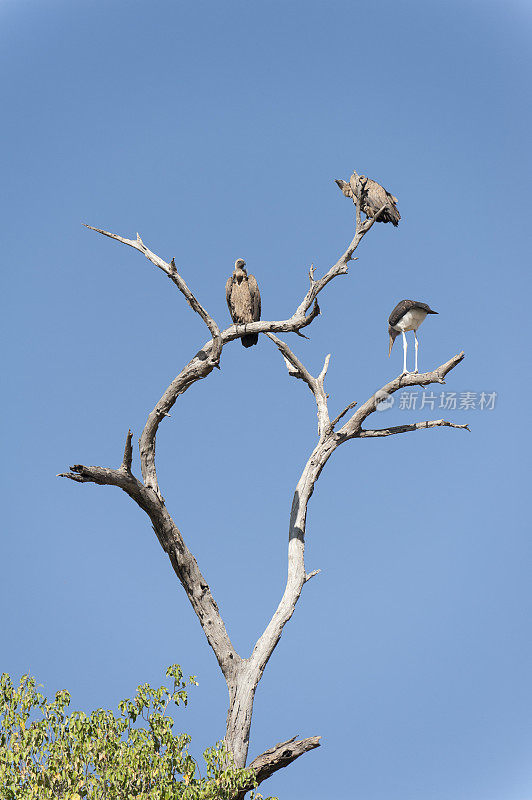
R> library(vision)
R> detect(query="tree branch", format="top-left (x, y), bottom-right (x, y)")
top-left (357, 419), bottom-right (470, 438)
top-left (58, 455), bottom-right (240, 683)
top-left (330, 401), bottom-right (357, 430)
top-left (235, 736), bottom-right (322, 799)
top-left (84, 225), bottom-right (222, 361)
top-left (266, 334), bottom-right (331, 439)
top-left (65, 189), bottom-right (467, 786)
top-left (100, 199), bottom-right (367, 499)
top-left (294, 194), bottom-right (376, 318)
top-left (337, 352), bottom-right (466, 438)
top-left (122, 429), bottom-right (133, 472)
top-left (245, 348), bottom-right (467, 754)
top-left (265, 333), bottom-right (315, 387)
top-left (67, 201), bottom-right (377, 770)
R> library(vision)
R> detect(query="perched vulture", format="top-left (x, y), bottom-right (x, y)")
top-left (335, 170), bottom-right (401, 226)
top-left (225, 259), bottom-right (261, 347)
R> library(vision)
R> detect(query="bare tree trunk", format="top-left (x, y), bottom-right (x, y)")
top-left (225, 661), bottom-right (258, 767)
top-left (60, 178), bottom-right (468, 793)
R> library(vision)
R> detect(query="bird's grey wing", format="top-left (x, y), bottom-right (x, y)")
top-left (247, 274), bottom-right (261, 321)
top-left (413, 301), bottom-right (438, 315)
top-left (225, 276), bottom-right (235, 319)
top-left (388, 299), bottom-right (416, 326)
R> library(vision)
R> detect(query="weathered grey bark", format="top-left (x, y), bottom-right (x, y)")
top-left (60, 187), bottom-right (467, 793)
top-left (234, 735), bottom-right (322, 799)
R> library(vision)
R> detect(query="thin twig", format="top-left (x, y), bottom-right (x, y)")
top-left (122, 429), bottom-right (133, 472)
top-left (357, 420), bottom-right (470, 437)
top-left (330, 401), bottom-right (357, 429)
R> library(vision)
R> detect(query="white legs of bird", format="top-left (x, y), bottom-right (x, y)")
top-left (402, 331), bottom-right (408, 375)
top-left (399, 330), bottom-right (420, 374)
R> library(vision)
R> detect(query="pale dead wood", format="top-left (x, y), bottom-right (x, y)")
top-left (357, 419), bottom-right (470, 438)
top-left (86, 200), bottom-right (371, 499)
top-left (266, 333), bottom-right (331, 439)
top-left (330, 400), bottom-right (357, 429)
top-left (235, 735), bottom-right (322, 799)
top-left (122, 429), bottom-right (133, 472)
top-left (84, 225), bottom-right (222, 355)
top-left (337, 352), bottom-right (466, 439)
top-left (85, 224), bottom-right (222, 497)
top-left (68, 205), bottom-right (375, 767)
top-left (65, 202), bottom-right (372, 768)
top-left (294, 200), bottom-right (383, 319)
top-left (60, 185), bottom-right (468, 790)
top-left (244, 341), bottom-right (467, 762)
top-left (58, 460), bottom-right (240, 682)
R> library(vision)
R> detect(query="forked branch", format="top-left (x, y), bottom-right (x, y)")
top-left (337, 352), bottom-right (466, 438)
top-left (86, 198), bottom-right (373, 499)
top-left (266, 333), bottom-right (331, 439)
top-left (61, 186), bottom-right (468, 792)
top-left (246, 340), bottom-right (467, 729)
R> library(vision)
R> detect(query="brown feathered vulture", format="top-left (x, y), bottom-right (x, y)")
top-left (225, 259), bottom-right (261, 347)
top-left (335, 170), bottom-right (401, 226)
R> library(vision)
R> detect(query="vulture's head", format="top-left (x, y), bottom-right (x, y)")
top-left (234, 259), bottom-right (247, 281)
top-left (335, 179), bottom-right (352, 199)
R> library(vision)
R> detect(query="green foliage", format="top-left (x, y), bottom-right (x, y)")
top-left (0, 666), bottom-right (275, 800)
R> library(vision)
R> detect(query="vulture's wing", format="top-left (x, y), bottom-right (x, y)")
top-left (247, 274), bottom-right (261, 321)
top-left (365, 179), bottom-right (401, 225)
top-left (365, 179), bottom-right (389, 210)
top-left (225, 276), bottom-right (235, 320)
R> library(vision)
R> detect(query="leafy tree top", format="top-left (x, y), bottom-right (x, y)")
top-left (0, 665), bottom-right (274, 800)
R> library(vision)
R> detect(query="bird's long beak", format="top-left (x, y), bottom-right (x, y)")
top-left (388, 333), bottom-right (395, 357)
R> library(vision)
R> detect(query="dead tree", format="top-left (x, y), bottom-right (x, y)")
top-left (59, 175), bottom-right (467, 795)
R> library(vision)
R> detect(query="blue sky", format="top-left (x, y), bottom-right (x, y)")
top-left (1, 1), bottom-right (531, 798)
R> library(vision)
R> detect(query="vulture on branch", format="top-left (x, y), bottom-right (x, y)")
top-left (225, 259), bottom-right (261, 347)
top-left (335, 170), bottom-right (401, 226)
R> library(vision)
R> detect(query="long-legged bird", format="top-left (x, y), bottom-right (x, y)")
top-left (388, 299), bottom-right (438, 374)
top-left (226, 259), bottom-right (261, 347)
